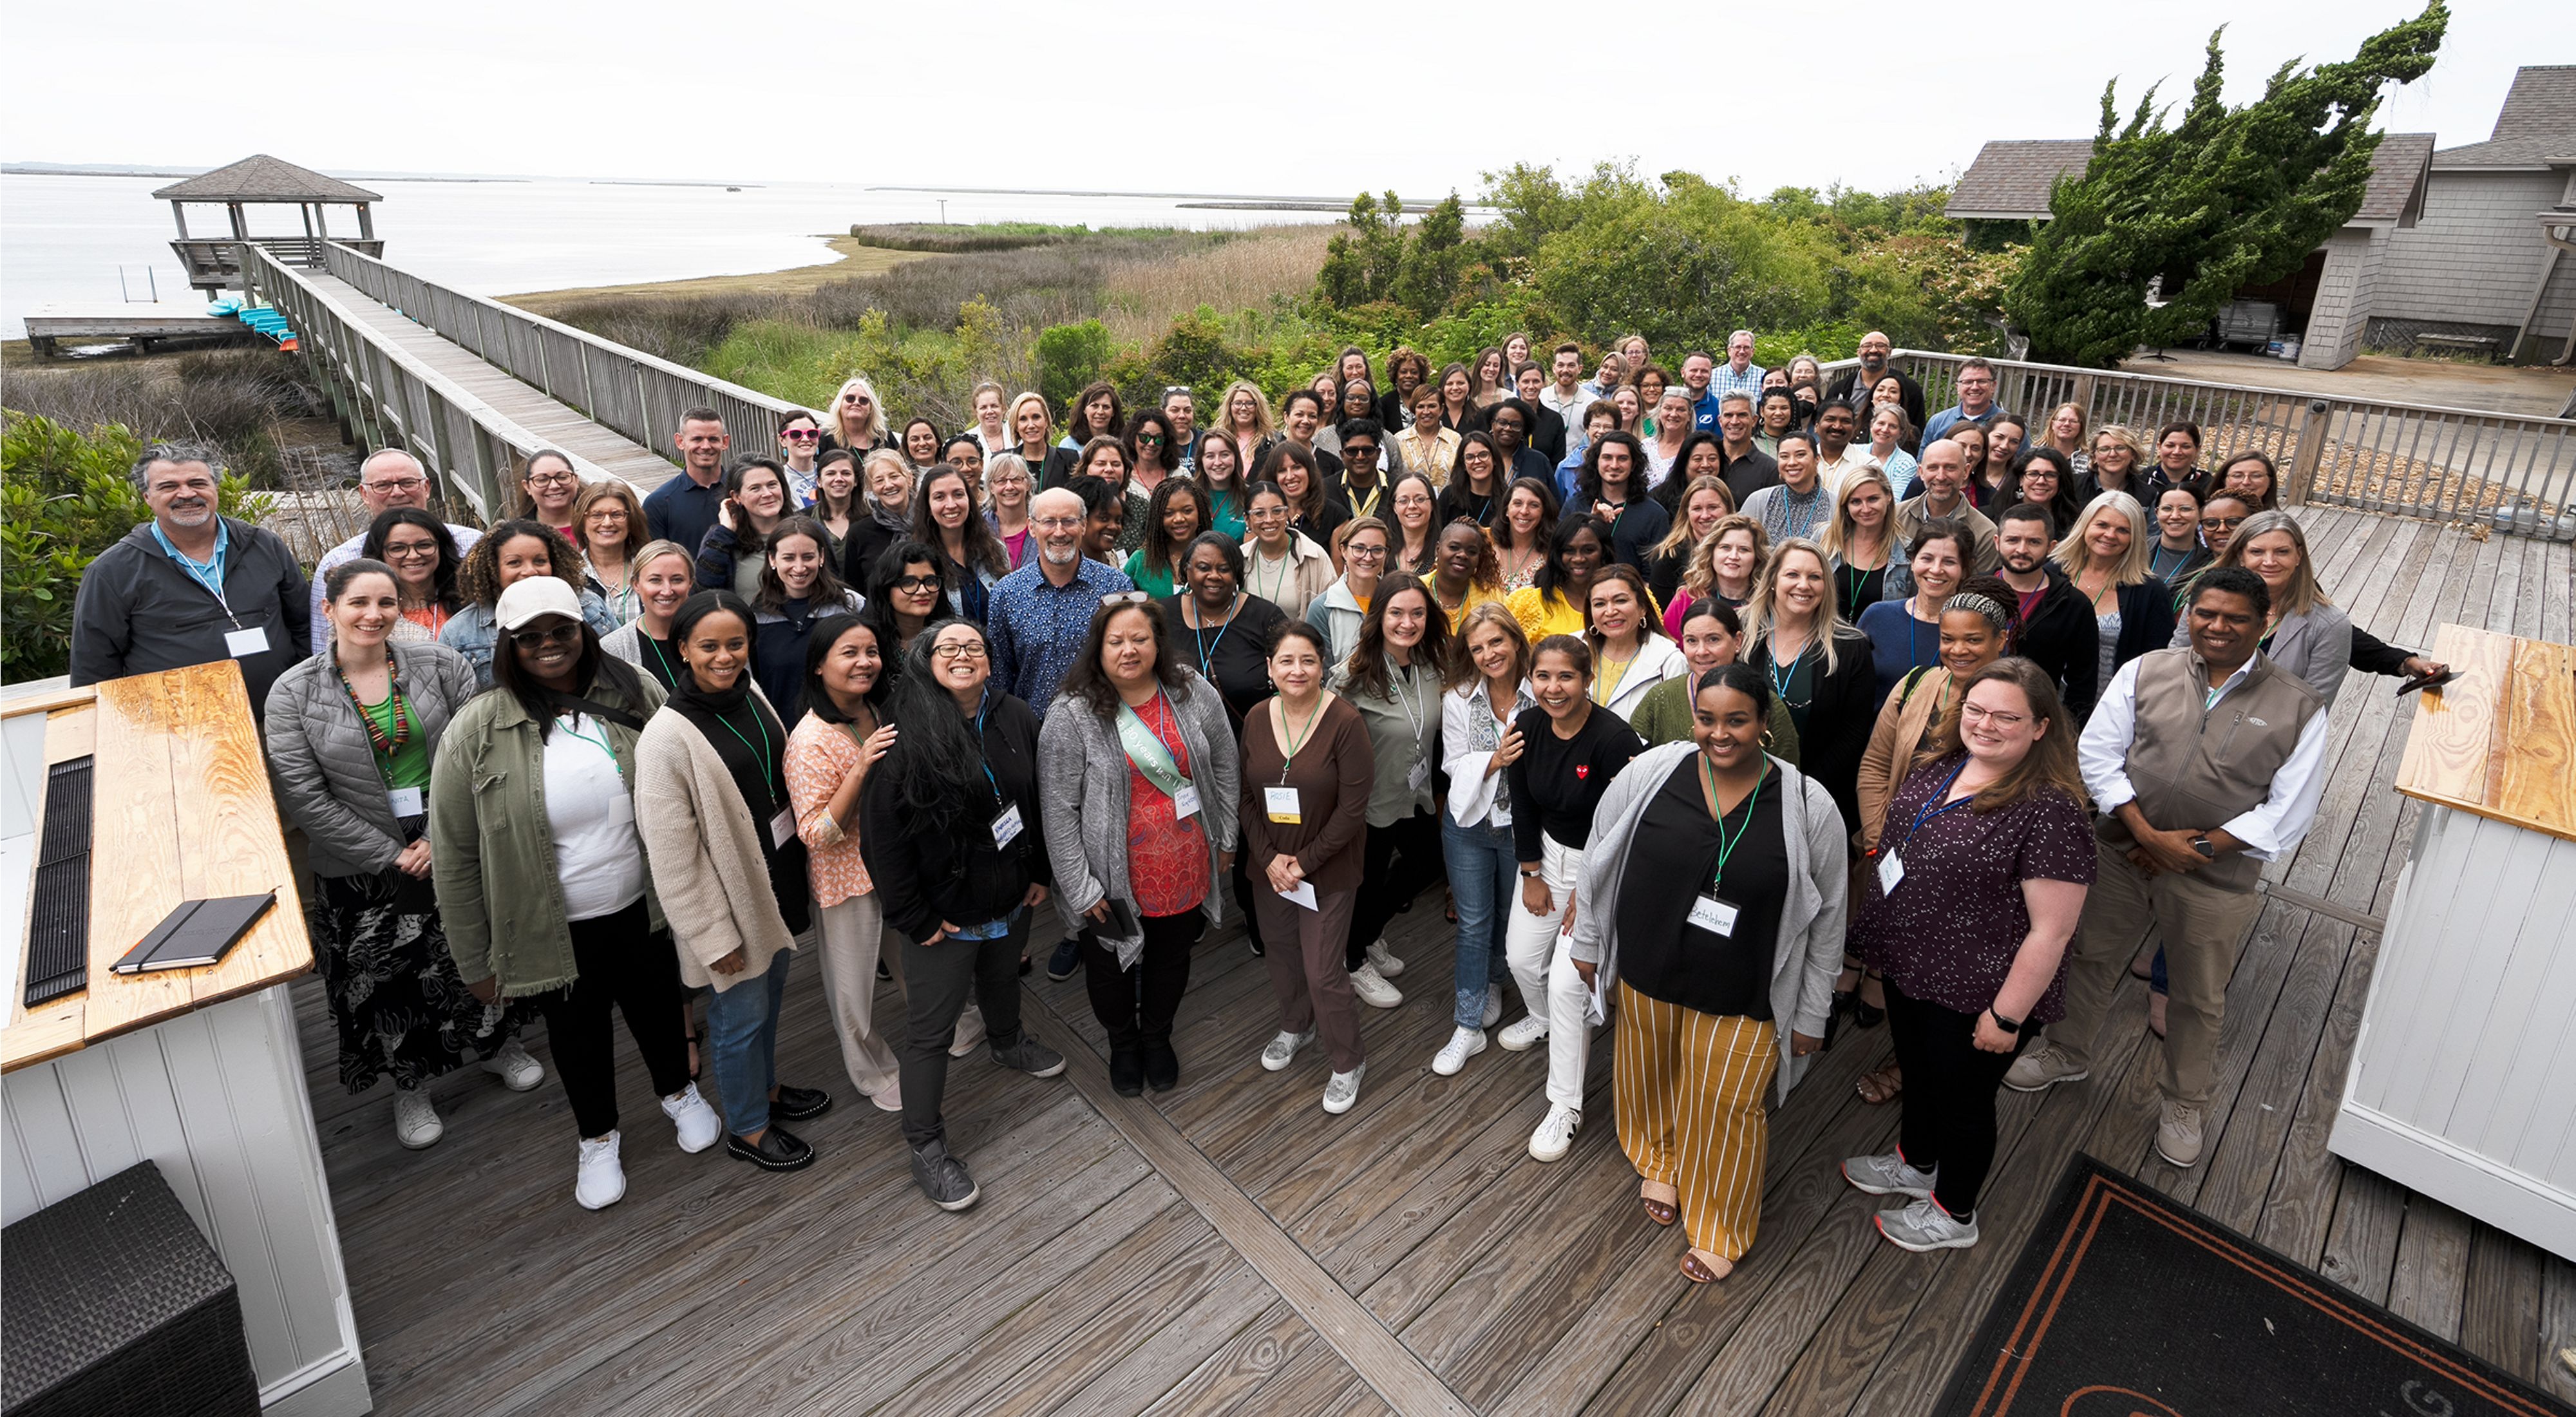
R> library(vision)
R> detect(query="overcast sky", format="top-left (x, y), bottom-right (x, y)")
top-left (5, 1), bottom-right (2561, 198)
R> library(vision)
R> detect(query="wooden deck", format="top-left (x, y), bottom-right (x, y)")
top-left (291, 506), bottom-right (2576, 1416)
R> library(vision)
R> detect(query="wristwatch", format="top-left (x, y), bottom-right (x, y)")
top-left (1987, 1009), bottom-right (2023, 1034)
top-left (2190, 834), bottom-right (2217, 860)
top-left (1519, 869), bottom-right (1542, 879)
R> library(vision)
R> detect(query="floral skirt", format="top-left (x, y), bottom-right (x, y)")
top-left (311, 868), bottom-right (532, 1094)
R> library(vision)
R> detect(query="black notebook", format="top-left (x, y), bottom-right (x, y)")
top-left (110, 893), bottom-right (275, 976)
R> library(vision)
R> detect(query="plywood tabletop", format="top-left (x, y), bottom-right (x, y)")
top-left (2, 661), bottom-right (310, 1072)
top-left (2394, 624), bottom-right (2576, 844)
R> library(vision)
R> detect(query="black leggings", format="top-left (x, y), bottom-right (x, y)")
top-left (1884, 977), bottom-right (2030, 1219)
top-left (896, 910), bottom-right (1028, 1152)
top-left (533, 899), bottom-right (692, 1141)
top-left (1081, 909), bottom-right (1204, 1052)
top-left (1229, 851), bottom-right (1267, 951)
top-left (1346, 809), bottom-right (1445, 970)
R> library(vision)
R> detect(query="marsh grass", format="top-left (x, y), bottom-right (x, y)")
top-left (1, 348), bottom-right (329, 487)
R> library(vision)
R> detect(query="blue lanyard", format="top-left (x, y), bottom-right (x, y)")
top-left (974, 692), bottom-right (1003, 804)
top-left (1191, 598), bottom-right (1236, 681)
top-left (151, 520), bottom-right (232, 616)
top-left (1894, 759), bottom-right (1975, 857)
top-left (1765, 637), bottom-right (1810, 699)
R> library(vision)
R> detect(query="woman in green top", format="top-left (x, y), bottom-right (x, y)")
top-left (1631, 598), bottom-right (1798, 766)
top-left (263, 560), bottom-right (543, 1152)
top-left (1122, 478), bottom-right (1212, 600)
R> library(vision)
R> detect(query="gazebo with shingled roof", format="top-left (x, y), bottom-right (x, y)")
top-left (152, 155), bottom-right (385, 297)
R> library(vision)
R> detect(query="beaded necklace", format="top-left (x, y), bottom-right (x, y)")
top-left (336, 652), bottom-right (411, 756)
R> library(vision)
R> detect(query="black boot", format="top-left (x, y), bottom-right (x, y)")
top-left (1108, 1047), bottom-right (1144, 1097)
top-left (1142, 1037), bottom-right (1179, 1093)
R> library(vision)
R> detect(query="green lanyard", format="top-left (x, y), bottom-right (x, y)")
top-left (558, 712), bottom-right (620, 767)
top-left (1698, 756), bottom-right (1764, 893)
top-left (645, 632), bottom-right (680, 686)
top-left (712, 704), bottom-right (775, 803)
top-left (1278, 694), bottom-right (1324, 783)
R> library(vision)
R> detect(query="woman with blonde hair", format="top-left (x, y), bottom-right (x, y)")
top-left (2179, 508), bottom-right (2350, 707)
top-left (825, 376), bottom-right (893, 455)
top-left (2081, 424), bottom-right (2150, 500)
top-left (571, 479), bottom-right (650, 623)
top-left (1645, 475), bottom-right (1736, 610)
top-left (1820, 467), bottom-right (1897, 622)
top-left (1213, 379), bottom-right (1276, 473)
top-left (1662, 513), bottom-right (1768, 638)
top-left (2054, 490), bottom-right (2179, 710)
top-left (2043, 403), bottom-right (2090, 479)
top-left (1005, 392), bottom-right (1054, 478)
top-left (1743, 537), bottom-right (1877, 835)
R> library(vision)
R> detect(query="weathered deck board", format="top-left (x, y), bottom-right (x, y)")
top-left (287, 506), bottom-right (2570, 1414)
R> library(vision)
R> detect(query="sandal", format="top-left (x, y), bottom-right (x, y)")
top-left (1681, 1249), bottom-right (1733, 1284)
top-left (1640, 1181), bottom-right (1678, 1228)
top-left (1854, 1062), bottom-right (1904, 1105)
top-left (1853, 971), bottom-right (1888, 1029)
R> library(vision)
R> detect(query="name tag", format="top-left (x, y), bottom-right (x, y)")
top-left (1278, 880), bottom-right (1318, 910)
top-left (223, 625), bottom-right (269, 658)
top-left (1172, 782), bottom-right (1200, 821)
top-left (607, 792), bottom-right (636, 828)
top-left (385, 786), bottom-right (424, 817)
top-left (770, 806), bottom-right (797, 849)
top-left (1406, 757), bottom-right (1430, 792)
top-left (1876, 850), bottom-right (1905, 895)
top-left (992, 802), bottom-right (1023, 847)
top-left (1265, 786), bottom-right (1301, 824)
top-left (1687, 894), bottom-right (1741, 938)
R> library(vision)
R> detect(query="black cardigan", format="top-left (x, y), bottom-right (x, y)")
top-left (1752, 628), bottom-right (1876, 842)
top-left (2011, 567), bottom-right (2101, 723)
top-left (857, 692), bottom-right (1052, 943)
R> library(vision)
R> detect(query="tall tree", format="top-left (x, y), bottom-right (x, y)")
top-left (2009, 3), bottom-right (2447, 368)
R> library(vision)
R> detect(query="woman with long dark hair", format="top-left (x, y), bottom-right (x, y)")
top-left (910, 463), bottom-right (1007, 623)
top-left (1191, 429), bottom-right (1251, 542)
top-left (1434, 603), bottom-right (1532, 1075)
top-left (1489, 475), bottom-right (1560, 593)
top-left (1121, 477), bottom-right (1212, 599)
top-left (694, 456), bottom-right (795, 601)
top-left (362, 507), bottom-right (463, 643)
top-left (1506, 517), bottom-right (1611, 643)
top-left (810, 448), bottom-right (861, 555)
top-left (1039, 599), bottom-right (1239, 1095)
top-left (431, 575), bottom-right (715, 1205)
top-left (440, 518), bottom-right (622, 687)
top-left (1436, 430), bottom-right (1508, 529)
top-left (1264, 440), bottom-right (1350, 555)
top-left (269, 560), bottom-right (539, 1150)
top-left (857, 538), bottom-right (947, 663)
top-left (745, 514), bottom-right (862, 721)
top-left (1330, 573), bottom-right (1455, 1013)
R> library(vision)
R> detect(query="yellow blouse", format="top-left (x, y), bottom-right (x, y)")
top-left (1506, 585), bottom-right (1587, 644)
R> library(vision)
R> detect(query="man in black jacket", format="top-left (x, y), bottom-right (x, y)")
top-left (1992, 502), bottom-right (2097, 721)
top-left (69, 443), bottom-right (309, 722)
top-left (1824, 330), bottom-right (1926, 432)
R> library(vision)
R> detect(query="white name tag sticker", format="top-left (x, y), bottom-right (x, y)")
top-left (1876, 850), bottom-right (1905, 895)
top-left (991, 802), bottom-right (1023, 848)
top-left (1172, 782), bottom-right (1201, 820)
top-left (607, 792), bottom-right (636, 828)
top-left (1687, 894), bottom-right (1740, 937)
top-left (385, 786), bottom-right (424, 817)
top-left (1265, 786), bottom-right (1301, 824)
top-left (223, 625), bottom-right (269, 658)
top-left (1279, 880), bottom-right (1319, 910)
top-left (1407, 758), bottom-right (1430, 792)
top-left (770, 806), bottom-right (797, 849)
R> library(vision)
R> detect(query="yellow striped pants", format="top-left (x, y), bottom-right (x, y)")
top-left (1613, 982), bottom-right (1779, 1262)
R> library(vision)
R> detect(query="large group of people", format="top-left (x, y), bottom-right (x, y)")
top-left (66, 332), bottom-right (2450, 1281)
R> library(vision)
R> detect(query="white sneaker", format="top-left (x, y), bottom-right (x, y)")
top-left (660, 1083), bottom-right (721, 1154)
top-left (1261, 1029), bottom-right (1316, 1072)
top-left (393, 1087), bottom-right (442, 1150)
top-left (575, 1132), bottom-right (627, 1210)
top-left (1322, 1063), bottom-right (1367, 1114)
top-left (1481, 984), bottom-right (1504, 1029)
top-left (1348, 962), bottom-right (1403, 1009)
top-left (1365, 938), bottom-right (1405, 978)
top-left (1497, 1014), bottom-right (1549, 1051)
top-left (480, 1038), bottom-right (545, 1092)
top-left (1528, 1103), bottom-right (1580, 1161)
top-left (1432, 1027), bottom-right (1486, 1076)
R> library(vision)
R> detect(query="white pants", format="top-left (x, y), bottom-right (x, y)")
top-left (815, 893), bottom-right (985, 1101)
top-left (1504, 835), bottom-right (1592, 1112)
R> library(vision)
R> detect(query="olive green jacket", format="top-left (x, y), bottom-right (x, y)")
top-left (430, 670), bottom-right (667, 997)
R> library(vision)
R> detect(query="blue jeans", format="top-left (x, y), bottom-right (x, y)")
top-left (708, 949), bottom-right (791, 1137)
top-left (1443, 813), bottom-right (1519, 1029)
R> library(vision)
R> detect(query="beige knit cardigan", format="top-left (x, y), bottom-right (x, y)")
top-left (635, 694), bottom-right (805, 993)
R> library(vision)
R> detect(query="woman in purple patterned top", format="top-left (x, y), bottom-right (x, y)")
top-left (1839, 659), bottom-right (2095, 1255)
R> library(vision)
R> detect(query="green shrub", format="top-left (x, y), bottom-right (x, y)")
top-left (1035, 320), bottom-right (1115, 412)
top-left (1, 411), bottom-right (275, 682)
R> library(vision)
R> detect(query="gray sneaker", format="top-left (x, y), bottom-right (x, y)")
top-left (2002, 1042), bottom-right (2087, 1093)
top-left (1841, 1152), bottom-right (1937, 1199)
top-left (1321, 1063), bottom-right (1367, 1114)
top-left (990, 1034), bottom-right (1066, 1078)
top-left (1260, 1029), bottom-right (1316, 1072)
top-left (1875, 1196), bottom-right (1979, 1252)
top-left (911, 1139), bottom-right (980, 1212)
top-left (2156, 1099), bottom-right (2207, 1167)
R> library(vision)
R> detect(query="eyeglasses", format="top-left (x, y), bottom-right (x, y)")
top-left (1344, 543), bottom-right (1387, 561)
top-left (1099, 591), bottom-right (1151, 607)
top-left (2200, 515), bottom-right (2244, 530)
top-left (894, 574), bottom-right (943, 593)
top-left (1032, 516), bottom-right (1084, 531)
top-left (931, 642), bottom-right (989, 660)
top-left (526, 472), bottom-right (577, 488)
top-left (363, 476), bottom-right (426, 493)
top-left (1958, 702), bottom-right (2027, 728)
top-left (509, 623), bottom-right (580, 651)
top-left (383, 542), bottom-right (439, 560)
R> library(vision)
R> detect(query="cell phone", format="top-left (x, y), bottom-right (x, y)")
top-left (2396, 668), bottom-right (2458, 697)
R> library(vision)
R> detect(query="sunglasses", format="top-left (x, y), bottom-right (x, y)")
top-left (2200, 515), bottom-right (2244, 530)
top-left (509, 623), bottom-right (580, 651)
top-left (1099, 591), bottom-right (1151, 607)
top-left (782, 429), bottom-right (821, 441)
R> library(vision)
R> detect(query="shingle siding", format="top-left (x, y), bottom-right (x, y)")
top-left (2302, 229), bottom-right (2383, 370)
top-left (2374, 171), bottom-right (2565, 327)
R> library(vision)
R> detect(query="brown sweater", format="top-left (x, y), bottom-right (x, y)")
top-left (1236, 694), bottom-right (1376, 894)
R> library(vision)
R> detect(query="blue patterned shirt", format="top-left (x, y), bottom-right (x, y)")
top-left (1709, 361), bottom-right (1768, 403)
top-left (985, 555), bottom-right (1133, 718)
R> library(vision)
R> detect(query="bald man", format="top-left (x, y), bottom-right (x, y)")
top-left (1824, 329), bottom-right (1926, 431)
top-left (1891, 438), bottom-right (2000, 576)
top-left (985, 486), bottom-right (1133, 721)
top-left (308, 449), bottom-right (484, 651)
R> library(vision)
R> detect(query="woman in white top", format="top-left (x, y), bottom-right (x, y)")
top-left (1434, 603), bottom-right (1535, 1076)
top-left (1642, 388), bottom-right (1695, 487)
top-left (1240, 482), bottom-right (1336, 620)
top-left (1586, 564), bottom-right (1687, 722)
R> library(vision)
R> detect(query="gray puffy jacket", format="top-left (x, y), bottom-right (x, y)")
top-left (263, 642), bottom-right (479, 878)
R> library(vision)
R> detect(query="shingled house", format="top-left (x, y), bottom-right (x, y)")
top-left (1949, 64), bottom-right (2576, 370)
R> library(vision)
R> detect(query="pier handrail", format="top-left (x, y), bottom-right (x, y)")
top-left (314, 241), bottom-right (803, 464)
top-left (242, 242), bottom-right (615, 517)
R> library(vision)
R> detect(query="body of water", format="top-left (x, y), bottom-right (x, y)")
top-left (0, 174), bottom-right (1363, 339)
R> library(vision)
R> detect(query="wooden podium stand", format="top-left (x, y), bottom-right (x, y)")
top-left (2331, 624), bottom-right (2576, 1261)
top-left (0, 663), bottom-right (370, 1414)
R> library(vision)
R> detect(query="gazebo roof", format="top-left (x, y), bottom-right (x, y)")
top-left (152, 155), bottom-right (381, 204)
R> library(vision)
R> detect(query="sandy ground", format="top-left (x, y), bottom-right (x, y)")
top-left (2122, 348), bottom-right (2576, 419)
top-left (498, 235), bottom-right (936, 316)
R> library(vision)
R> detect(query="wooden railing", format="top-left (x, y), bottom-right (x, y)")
top-left (241, 243), bottom-right (612, 517)
top-left (1847, 352), bottom-right (2575, 542)
top-left (171, 237), bottom-right (383, 288)
top-left (315, 241), bottom-right (801, 468)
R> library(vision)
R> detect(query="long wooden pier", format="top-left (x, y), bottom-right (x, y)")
top-left (290, 504), bottom-right (2573, 1414)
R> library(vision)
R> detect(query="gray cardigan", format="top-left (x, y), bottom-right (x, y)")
top-left (2167, 598), bottom-right (2352, 708)
top-left (263, 641), bottom-right (478, 879)
top-left (1037, 669), bottom-right (1240, 967)
top-left (1566, 743), bottom-right (1848, 1103)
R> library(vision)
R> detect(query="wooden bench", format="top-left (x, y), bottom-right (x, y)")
top-left (2413, 331), bottom-right (2500, 361)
